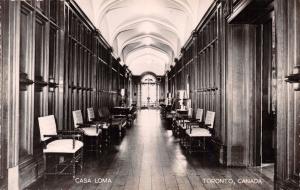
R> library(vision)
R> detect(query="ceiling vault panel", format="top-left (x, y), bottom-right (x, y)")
top-left (75, 0), bottom-right (214, 75)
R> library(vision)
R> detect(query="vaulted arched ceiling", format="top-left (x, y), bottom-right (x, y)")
top-left (75, 0), bottom-right (214, 75)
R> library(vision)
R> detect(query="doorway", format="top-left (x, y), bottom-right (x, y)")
top-left (255, 11), bottom-right (276, 169)
top-left (140, 74), bottom-right (159, 108)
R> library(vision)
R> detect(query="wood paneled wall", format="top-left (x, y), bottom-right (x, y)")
top-left (0, 1), bottom-right (4, 188)
top-left (64, 2), bottom-right (131, 130)
top-left (225, 24), bottom-right (257, 166)
top-left (275, 0), bottom-right (300, 189)
top-left (168, 0), bottom-right (299, 189)
top-left (168, 1), bottom-right (226, 163)
top-left (1, 0), bottom-right (132, 188)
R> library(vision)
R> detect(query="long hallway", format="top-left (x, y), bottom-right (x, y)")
top-left (1, 0), bottom-right (300, 189)
top-left (29, 110), bottom-right (273, 190)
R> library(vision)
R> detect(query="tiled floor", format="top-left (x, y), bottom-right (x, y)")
top-left (27, 109), bottom-right (274, 190)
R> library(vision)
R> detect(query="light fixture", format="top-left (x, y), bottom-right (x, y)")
top-left (286, 66), bottom-right (300, 91)
top-left (120, 88), bottom-right (125, 96)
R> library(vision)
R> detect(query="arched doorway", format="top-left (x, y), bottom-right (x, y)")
top-left (140, 74), bottom-right (159, 108)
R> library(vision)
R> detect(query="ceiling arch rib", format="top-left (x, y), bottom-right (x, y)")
top-left (96, 0), bottom-right (189, 27)
top-left (109, 17), bottom-right (180, 45)
top-left (125, 47), bottom-right (170, 66)
top-left (129, 57), bottom-right (166, 76)
top-left (120, 34), bottom-right (175, 57)
top-left (114, 21), bottom-right (177, 70)
top-left (123, 44), bottom-right (173, 64)
top-left (115, 23), bottom-right (178, 50)
top-left (126, 48), bottom-right (169, 76)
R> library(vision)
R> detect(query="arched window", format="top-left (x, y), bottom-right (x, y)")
top-left (141, 74), bottom-right (156, 84)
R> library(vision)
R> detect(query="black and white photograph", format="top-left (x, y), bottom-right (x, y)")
top-left (0, 0), bottom-right (299, 189)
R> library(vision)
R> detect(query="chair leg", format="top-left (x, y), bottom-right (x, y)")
top-left (184, 134), bottom-right (187, 148)
top-left (43, 154), bottom-right (47, 180)
top-left (55, 155), bottom-right (58, 180)
top-left (72, 153), bottom-right (76, 179)
top-left (179, 131), bottom-right (182, 145)
top-left (99, 134), bottom-right (102, 153)
top-left (96, 136), bottom-right (99, 155)
top-left (189, 137), bottom-right (192, 154)
top-left (80, 149), bottom-right (84, 174)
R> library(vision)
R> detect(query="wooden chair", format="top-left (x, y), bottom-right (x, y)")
top-left (185, 108), bottom-right (204, 128)
top-left (87, 107), bottom-right (96, 122)
top-left (178, 108), bottom-right (204, 146)
top-left (87, 107), bottom-right (111, 148)
top-left (99, 107), bottom-right (127, 138)
top-left (173, 108), bottom-right (192, 137)
top-left (87, 107), bottom-right (108, 124)
top-left (185, 111), bottom-right (215, 154)
top-left (38, 115), bottom-right (84, 178)
top-left (111, 106), bottom-right (134, 127)
top-left (72, 110), bottom-right (102, 153)
top-left (172, 109), bottom-right (189, 137)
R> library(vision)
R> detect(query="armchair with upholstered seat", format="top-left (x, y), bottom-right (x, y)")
top-left (38, 115), bottom-right (84, 179)
top-left (176, 108), bottom-right (203, 146)
top-left (185, 111), bottom-right (215, 154)
top-left (72, 110), bottom-right (102, 153)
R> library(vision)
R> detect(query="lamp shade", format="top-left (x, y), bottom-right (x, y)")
top-left (120, 89), bottom-right (125, 96)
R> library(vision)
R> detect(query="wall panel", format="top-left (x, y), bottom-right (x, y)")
top-left (168, 1), bottom-right (225, 162)
top-left (1, 0), bottom-right (132, 188)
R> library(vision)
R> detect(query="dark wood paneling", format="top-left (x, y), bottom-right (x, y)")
top-left (168, 2), bottom-right (225, 163)
top-left (275, 0), bottom-right (300, 188)
top-left (64, 2), bottom-right (131, 129)
top-left (1, 0), bottom-right (132, 188)
top-left (0, 0), bottom-right (3, 183)
top-left (227, 0), bottom-right (273, 24)
top-left (226, 24), bottom-right (257, 166)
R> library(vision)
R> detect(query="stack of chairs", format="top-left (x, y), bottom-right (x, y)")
top-left (72, 110), bottom-right (102, 154)
top-left (183, 110), bottom-right (215, 154)
top-left (178, 108), bottom-right (203, 146)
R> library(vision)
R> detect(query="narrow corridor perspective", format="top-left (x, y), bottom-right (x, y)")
top-left (28, 110), bottom-right (273, 190)
top-left (1, 0), bottom-right (300, 189)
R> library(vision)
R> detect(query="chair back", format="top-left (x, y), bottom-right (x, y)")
top-left (72, 110), bottom-right (83, 128)
top-left (204, 111), bottom-right (215, 129)
top-left (103, 107), bottom-right (110, 117)
top-left (87, 107), bottom-right (95, 122)
top-left (38, 115), bottom-right (57, 141)
top-left (196, 108), bottom-right (204, 121)
top-left (187, 108), bottom-right (193, 118)
top-left (98, 108), bottom-right (105, 118)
